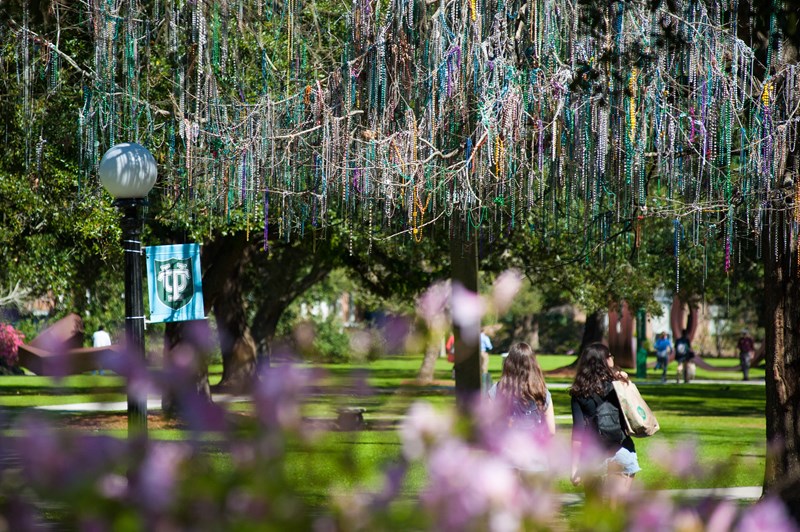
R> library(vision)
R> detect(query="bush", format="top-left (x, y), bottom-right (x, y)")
top-left (312, 319), bottom-right (352, 362)
top-left (294, 318), bottom-right (352, 363)
top-left (0, 322), bottom-right (25, 368)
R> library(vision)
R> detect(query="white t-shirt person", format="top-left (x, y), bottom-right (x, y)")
top-left (92, 327), bottom-right (112, 348)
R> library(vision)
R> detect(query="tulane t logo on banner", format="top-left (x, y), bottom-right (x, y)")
top-left (145, 244), bottom-right (205, 323)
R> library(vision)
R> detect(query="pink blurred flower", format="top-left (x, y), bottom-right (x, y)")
top-left (649, 440), bottom-right (700, 479)
top-left (671, 508), bottom-right (703, 531)
top-left (253, 365), bottom-right (318, 433)
top-left (416, 281), bottom-right (451, 333)
top-left (450, 283), bottom-right (485, 343)
top-left (737, 497), bottom-right (799, 532)
top-left (135, 442), bottom-right (192, 512)
top-left (422, 441), bottom-right (487, 529)
top-left (400, 401), bottom-right (454, 460)
top-left (706, 501), bottom-right (738, 532)
top-left (628, 497), bottom-right (675, 532)
top-left (491, 270), bottom-right (523, 315)
top-left (472, 454), bottom-right (518, 506)
top-left (97, 474), bottom-right (128, 500)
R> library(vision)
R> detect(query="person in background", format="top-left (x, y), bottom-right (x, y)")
top-left (447, 331), bottom-right (493, 387)
top-left (674, 329), bottom-right (695, 383)
top-left (480, 330), bottom-right (493, 391)
top-left (737, 329), bottom-right (755, 381)
top-left (446, 334), bottom-right (456, 363)
top-left (488, 342), bottom-right (555, 471)
top-left (569, 343), bottom-right (640, 509)
top-left (91, 326), bottom-right (112, 376)
top-left (654, 332), bottom-right (673, 383)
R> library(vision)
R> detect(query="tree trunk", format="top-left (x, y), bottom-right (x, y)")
top-left (526, 315), bottom-right (540, 350)
top-left (252, 310), bottom-right (282, 366)
top-left (762, 57), bottom-right (800, 514)
top-left (215, 253), bottom-right (258, 392)
top-left (161, 320), bottom-right (213, 419)
top-left (579, 309), bottom-right (605, 357)
top-left (450, 226), bottom-right (481, 406)
top-left (417, 339), bottom-right (441, 383)
top-left (160, 231), bottom-right (248, 417)
top-left (608, 304), bottom-right (635, 367)
top-left (670, 295), bottom-right (699, 342)
top-left (763, 210), bottom-right (800, 518)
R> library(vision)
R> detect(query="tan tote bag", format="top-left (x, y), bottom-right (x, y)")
top-left (612, 380), bottom-right (660, 437)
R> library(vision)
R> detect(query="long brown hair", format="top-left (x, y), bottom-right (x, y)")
top-left (497, 342), bottom-right (548, 407)
top-left (569, 342), bottom-right (625, 398)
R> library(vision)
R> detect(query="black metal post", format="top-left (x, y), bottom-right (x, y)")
top-left (116, 198), bottom-right (148, 438)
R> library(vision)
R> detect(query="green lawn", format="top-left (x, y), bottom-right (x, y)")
top-left (0, 353), bottom-right (766, 498)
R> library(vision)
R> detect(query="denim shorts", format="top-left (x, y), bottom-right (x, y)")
top-left (605, 447), bottom-right (641, 476)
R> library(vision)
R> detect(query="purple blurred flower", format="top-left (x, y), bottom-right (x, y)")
top-left (628, 497), bottom-right (675, 532)
top-left (253, 365), bottom-right (317, 433)
top-left (470, 396), bottom-right (512, 453)
top-left (706, 500), bottom-right (738, 532)
top-left (671, 508), bottom-right (703, 531)
top-left (450, 283), bottom-right (485, 344)
top-left (349, 329), bottom-right (374, 358)
top-left (400, 401), bottom-right (454, 460)
top-left (97, 474), bottom-right (128, 500)
top-left (14, 417), bottom-right (70, 489)
top-left (416, 281), bottom-right (451, 333)
top-left (422, 440), bottom-right (486, 529)
top-left (422, 439), bottom-right (537, 531)
top-left (737, 497), bottom-right (799, 532)
top-left (379, 314), bottom-right (412, 354)
top-left (14, 418), bottom-right (127, 496)
top-left (102, 344), bottom-right (157, 402)
top-left (472, 454), bottom-right (518, 506)
top-left (649, 440), bottom-right (700, 479)
top-left (135, 442), bottom-right (191, 513)
top-left (495, 427), bottom-right (553, 473)
top-left (176, 391), bottom-right (230, 432)
top-left (491, 269), bottom-right (523, 315)
top-left (370, 460), bottom-right (409, 509)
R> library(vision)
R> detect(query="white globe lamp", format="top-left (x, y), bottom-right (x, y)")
top-left (98, 142), bottom-right (158, 199)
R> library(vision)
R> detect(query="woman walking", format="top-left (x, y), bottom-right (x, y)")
top-left (569, 342), bottom-right (640, 507)
top-left (488, 342), bottom-right (556, 470)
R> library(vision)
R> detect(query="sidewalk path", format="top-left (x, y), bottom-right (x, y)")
top-left (543, 378), bottom-right (765, 391)
top-left (561, 486), bottom-right (763, 505)
top-left (35, 394), bottom-right (248, 412)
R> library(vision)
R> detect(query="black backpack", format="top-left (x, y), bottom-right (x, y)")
top-left (590, 392), bottom-right (626, 446)
top-left (675, 338), bottom-right (693, 361)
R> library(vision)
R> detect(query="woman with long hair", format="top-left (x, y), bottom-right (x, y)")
top-left (489, 342), bottom-right (556, 437)
top-left (569, 342), bottom-right (640, 507)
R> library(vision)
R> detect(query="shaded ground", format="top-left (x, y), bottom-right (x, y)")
top-left (60, 412), bottom-right (185, 431)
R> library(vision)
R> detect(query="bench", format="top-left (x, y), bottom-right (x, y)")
top-left (336, 407), bottom-right (366, 430)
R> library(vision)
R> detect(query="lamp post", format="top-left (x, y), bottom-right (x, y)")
top-left (98, 142), bottom-right (157, 438)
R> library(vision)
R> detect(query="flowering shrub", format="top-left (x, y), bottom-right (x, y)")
top-left (0, 322), bottom-right (24, 367)
top-left (0, 274), bottom-right (798, 530)
top-left (0, 346), bottom-right (798, 531)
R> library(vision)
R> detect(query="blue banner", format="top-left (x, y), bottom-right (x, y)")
top-left (145, 243), bottom-right (205, 323)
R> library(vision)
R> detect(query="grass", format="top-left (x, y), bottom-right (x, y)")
top-left (0, 352), bottom-right (767, 500)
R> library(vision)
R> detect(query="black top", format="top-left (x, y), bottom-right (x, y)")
top-left (571, 380), bottom-right (635, 453)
